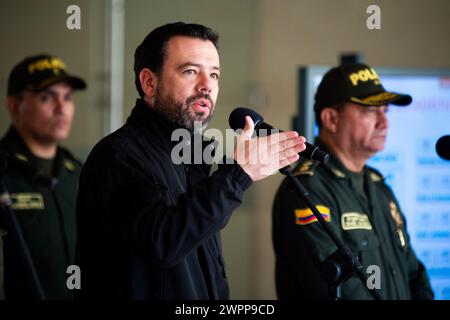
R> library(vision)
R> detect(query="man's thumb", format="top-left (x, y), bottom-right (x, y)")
top-left (242, 116), bottom-right (255, 139)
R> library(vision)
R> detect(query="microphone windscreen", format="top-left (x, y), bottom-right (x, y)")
top-left (229, 107), bottom-right (264, 130)
top-left (436, 135), bottom-right (450, 160)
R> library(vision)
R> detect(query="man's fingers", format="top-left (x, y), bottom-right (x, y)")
top-left (268, 133), bottom-right (306, 153)
top-left (277, 143), bottom-right (306, 160)
top-left (267, 136), bottom-right (306, 158)
top-left (278, 154), bottom-right (300, 169)
top-left (279, 136), bottom-right (307, 151)
top-left (269, 131), bottom-right (301, 145)
top-left (287, 142), bottom-right (307, 155)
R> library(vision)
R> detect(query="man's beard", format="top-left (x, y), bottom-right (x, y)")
top-left (153, 87), bottom-right (215, 133)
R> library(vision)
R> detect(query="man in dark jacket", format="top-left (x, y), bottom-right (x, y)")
top-left (272, 63), bottom-right (434, 300)
top-left (75, 22), bottom-right (306, 299)
top-left (0, 54), bottom-right (86, 299)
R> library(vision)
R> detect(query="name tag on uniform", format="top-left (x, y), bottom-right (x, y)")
top-left (11, 193), bottom-right (45, 210)
top-left (341, 212), bottom-right (372, 230)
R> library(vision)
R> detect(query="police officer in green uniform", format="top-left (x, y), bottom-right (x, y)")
top-left (0, 54), bottom-right (86, 300)
top-left (272, 63), bottom-right (434, 300)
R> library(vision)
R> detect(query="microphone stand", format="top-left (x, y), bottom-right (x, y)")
top-left (279, 166), bottom-right (381, 300)
top-left (0, 166), bottom-right (46, 300)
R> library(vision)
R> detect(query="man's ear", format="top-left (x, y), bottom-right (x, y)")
top-left (320, 107), bottom-right (339, 133)
top-left (6, 95), bottom-right (20, 118)
top-left (139, 68), bottom-right (158, 98)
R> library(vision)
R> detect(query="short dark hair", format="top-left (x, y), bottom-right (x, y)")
top-left (315, 103), bottom-right (345, 130)
top-left (11, 91), bottom-right (24, 101)
top-left (134, 22), bottom-right (220, 97)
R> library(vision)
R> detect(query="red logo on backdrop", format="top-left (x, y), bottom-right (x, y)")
top-left (439, 77), bottom-right (450, 88)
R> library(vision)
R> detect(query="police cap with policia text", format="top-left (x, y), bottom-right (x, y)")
top-left (314, 63), bottom-right (412, 112)
top-left (7, 54), bottom-right (86, 96)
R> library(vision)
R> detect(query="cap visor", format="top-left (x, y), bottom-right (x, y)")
top-left (28, 75), bottom-right (87, 91)
top-left (350, 91), bottom-right (412, 106)
top-left (67, 76), bottom-right (87, 90)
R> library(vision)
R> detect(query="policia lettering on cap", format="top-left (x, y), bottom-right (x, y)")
top-left (273, 63), bottom-right (434, 300)
top-left (0, 54), bottom-right (86, 300)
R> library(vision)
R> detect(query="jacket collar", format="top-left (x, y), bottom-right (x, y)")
top-left (127, 98), bottom-right (181, 145)
top-left (314, 137), bottom-right (385, 183)
top-left (127, 99), bottom-right (217, 162)
top-left (315, 138), bottom-right (364, 179)
top-left (313, 138), bottom-right (348, 178)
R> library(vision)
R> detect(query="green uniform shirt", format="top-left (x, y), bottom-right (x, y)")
top-left (0, 126), bottom-right (81, 300)
top-left (272, 141), bottom-right (434, 300)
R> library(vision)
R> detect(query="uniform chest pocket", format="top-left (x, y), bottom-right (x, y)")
top-left (343, 228), bottom-right (382, 268)
top-left (340, 212), bottom-right (380, 251)
top-left (344, 229), bottom-right (381, 252)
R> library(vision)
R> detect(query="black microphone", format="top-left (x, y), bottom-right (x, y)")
top-left (229, 107), bottom-right (329, 163)
top-left (436, 135), bottom-right (450, 160)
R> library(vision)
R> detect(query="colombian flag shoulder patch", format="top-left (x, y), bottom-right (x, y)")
top-left (295, 205), bottom-right (331, 225)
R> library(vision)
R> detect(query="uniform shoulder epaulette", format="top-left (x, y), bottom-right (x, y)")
top-left (59, 147), bottom-right (83, 170)
top-left (0, 142), bottom-right (28, 163)
top-left (367, 166), bottom-right (384, 182)
top-left (292, 160), bottom-right (317, 176)
top-left (14, 152), bottom-right (29, 162)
